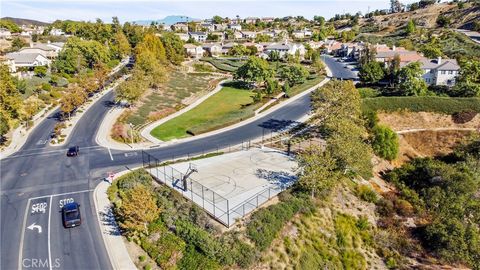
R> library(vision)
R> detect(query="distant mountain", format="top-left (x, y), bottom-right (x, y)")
top-left (1, 17), bottom-right (49, 26)
top-left (133, 15), bottom-right (200, 26)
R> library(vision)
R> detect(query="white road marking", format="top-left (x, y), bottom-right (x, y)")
top-left (124, 152), bottom-right (137, 157)
top-left (108, 148), bottom-right (114, 161)
top-left (27, 223), bottom-right (42, 233)
top-left (48, 195), bottom-right (53, 270)
top-left (18, 200), bottom-right (31, 270)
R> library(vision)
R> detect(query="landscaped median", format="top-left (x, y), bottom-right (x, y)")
top-left (150, 82), bottom-right (261, 141)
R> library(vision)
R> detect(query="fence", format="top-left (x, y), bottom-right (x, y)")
top-left (141, 145), bottom-right (292, 227)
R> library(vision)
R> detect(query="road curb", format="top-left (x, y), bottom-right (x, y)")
top-left (93, 170), bottom-right (139, 270)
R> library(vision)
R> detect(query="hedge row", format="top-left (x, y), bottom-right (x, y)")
top-left (362, 96), bottom-right (480, 114)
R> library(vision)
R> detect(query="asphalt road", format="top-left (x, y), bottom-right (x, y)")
top-left (0, 57), bottom-right (352, 270)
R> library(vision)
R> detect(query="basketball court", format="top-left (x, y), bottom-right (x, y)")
top-left (146, 147), bottom-right (299, 226)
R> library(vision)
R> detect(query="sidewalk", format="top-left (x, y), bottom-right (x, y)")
top-left (93, 170), bottom-right (138, 270)
top-left (0, 104), bottom-right (59, 159)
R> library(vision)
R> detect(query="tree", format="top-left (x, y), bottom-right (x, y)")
top-left (359, 61), bottom-right (385, 84)
top-left (311, 81), bottom-right (373, 179)
top-left (0, 110), bottom-right (9, 138)
top-left (386, 54), bottom-right (401, 87)
top-left (360, 44), bottom-right (377, 66)
top-left (34, 66), bottom-right (48, 78)
top-left (119, 185), bottom-right (160, 234)
top-left (298, 146), bottom-right (338, 198)
top-left (371, 125), bottom-right (399, 160)
top-left (228, 45), bottom-right (248, 56)
top-left (390, 0), bottom-right (403, 13)
top-left (0, 65), bottom-right (22, 122)
top-left (421, 38), bottom-right (443, 58)
top-left (0, 19), bottom-right (21, 33)
top-left (161, 32), bottom-right (185, 65)
top-left (10, 37), bottom-right (27, 51)
top-left (436, 15), bottom-right (451, 27)
top-left (113, 30), bottom-right (131, 58)
top-left (398, 62), bottom-right (429, 96)
top-left (255, 34), bottom-right (271, 43)
top-left (313, 16), bottom-right (326, 26)
top-left (453, 59), bottom-right (480, 97)
top-left (268, 50), bottom-right (281, 61)
top-left (406, 19), bottom-right (416, 35)
top-left (278, 64), bottom-right (309, 86)
top-left (264, 77), bottom-right (279, 97)
top-left (212, 15), bottom-right (223, 24)
top-left (234, 56), bottom-right (273, 85)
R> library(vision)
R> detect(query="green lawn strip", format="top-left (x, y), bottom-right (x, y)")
top-left (150, 85), bottom-right (259, 141)
top-left (288, 75), bottom-right (325, 97)
top-left (362, 96), bottom-right (480, 114)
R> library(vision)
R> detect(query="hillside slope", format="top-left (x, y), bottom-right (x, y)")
top-left (1, 17), bottom-right (49, 26)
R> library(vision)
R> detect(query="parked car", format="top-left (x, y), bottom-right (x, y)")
top-left (62, 202), bottom-right (81, 228)
top-left (66, 146), bottom-right (79, 156)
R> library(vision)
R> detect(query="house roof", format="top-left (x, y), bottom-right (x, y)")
top-left (418, 58), bottom-right (460, 71)
top-left (189, 32), bottom-right (206, 36)
top-left (202, 43), bottom-right (221, 49)
top-left (183, 44), bottom-right (200, 49)
top-left (6, 52), bottom-right (46, 64)
top-left (266, 43), bottom-right (290, 50)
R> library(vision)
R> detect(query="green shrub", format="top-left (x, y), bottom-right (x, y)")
top-left (116, 169), bottom-right (153, 190)
top-left (138, 255), bottom-right (146, 262)
top-left (362, 97), bottom-right (480, 114)
top-left (178, 245), bottom-right (220, 270)
top-left (144, 265), bottom-right (151, 270)
top-left (358, 87), bottom-right (380, 98)
top-left (371, 125), bottom-right (399, 161)
top-left (357, 185), bottom-right (378, 203)
top-left (246, 194), bottom-right (312, 250)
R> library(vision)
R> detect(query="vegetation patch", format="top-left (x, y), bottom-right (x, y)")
top-left (150, 82), bottom-right (260, 141)
top-left (362, 97), bottom-right (480, 114)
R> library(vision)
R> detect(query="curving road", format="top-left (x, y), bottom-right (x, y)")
top-left (0, 57), bottom-right (354, 270)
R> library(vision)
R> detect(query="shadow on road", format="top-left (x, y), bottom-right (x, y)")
top-left (258, 119), bottom-right (299, 132)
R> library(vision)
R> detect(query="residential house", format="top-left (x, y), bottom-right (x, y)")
top-left (0, 28), bottom-right (12, 39)
top-left (261, 17), bottom-right (275, 23)
top-left (209, 32), bottom-right (225, 42)
top-left (213, 24), bottom-right (227, 31)
top-left (243, 42), bottom-right (264, 53)
top-left (221, 42), bottom-right (237, 54)
top-left (264, 42), bottom-right (305, 59)
top-left (172, 23), bottom-right (189, 32)
top-left (5, 52), bottom-right (51, 69)
top-left (46, 41), bottom-right (65, 53)
top-left (292, 29), bottom-right (313, 39)
top-left (183, 44), bottom-right (204, 58)
top-left (175, 33), bottom-right (190, 41)
top-left (243, 17), bottom-right (259, 24)
top-left (188, 32), bottom-right (207, 42)
top-left (228, 24), bottom-right (242, 31)
top-left (50, 28), bottom-right (65, 36)
top-left (338, 43), bottom-right (364, 59)
top-left (324, 40), bottom-right (342, 54)
top-left (240, 31), bottom-right (257, 39)
top-left (20, 42), bottom-right (59, 58)
top-left (202, 43), bottom-right (223, 56)
top-left (261, 31), bottom-right (277, 38)
top-left (200, 23), bottom-right (215, 32)
top-left (374, 46), bottom-right (424, 65)
top-left (233, 31), bottom-right (243, 40)
top-left (419, 57), bottom-right (460, 86)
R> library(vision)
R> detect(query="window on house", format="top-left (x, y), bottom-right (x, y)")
top-left (448, 70), bottom-right (453, 75)
top-left (441, 71), bottom-right (446, 75)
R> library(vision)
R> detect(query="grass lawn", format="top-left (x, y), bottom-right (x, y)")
top-left (151, 83), bottom-right (259, 141)
top-left (288, 75), bottom-right (325, 97)
top-left (124, 70), bottom-right (222, 127)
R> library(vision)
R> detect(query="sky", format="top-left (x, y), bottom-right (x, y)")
top-left (0, 0), bottom-right (418, 23)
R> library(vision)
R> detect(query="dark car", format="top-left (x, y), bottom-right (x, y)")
top-left (62, 202), bottom-right (81, 228)
top-left (66, 146), bottom-right (79, 156)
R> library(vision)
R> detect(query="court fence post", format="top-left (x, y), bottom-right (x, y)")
top-left (202, 186), bottom-right (205, 208)
top-left (213, 193), bottom-right (216, 216)
top-left (227, 200), bottom-right (230, 227)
